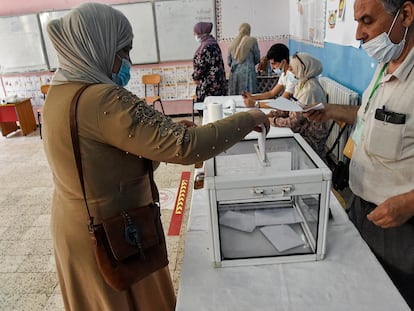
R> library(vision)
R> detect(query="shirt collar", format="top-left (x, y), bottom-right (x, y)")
top-left (385, 47), bottom-right (414, 81)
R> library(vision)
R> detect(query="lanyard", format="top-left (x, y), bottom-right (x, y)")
top-left (364, 62), bottom-right (388, 114)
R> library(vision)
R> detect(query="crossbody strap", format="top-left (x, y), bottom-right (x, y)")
top-left (69, 84), bottom-right (159, 228)
top-left (326, 121), bottom-right (348, 158)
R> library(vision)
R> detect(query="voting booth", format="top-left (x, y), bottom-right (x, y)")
top-left (204, 133), bottom-right (331, 267)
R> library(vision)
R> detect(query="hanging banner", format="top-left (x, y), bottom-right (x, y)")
top-left (325, 0), bottom-right (360, 47)
top-left (289, 0), bottom-right (326, 47)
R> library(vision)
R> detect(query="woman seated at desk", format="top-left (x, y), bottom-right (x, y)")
top-left (248, 52), bottom-right (329, 157)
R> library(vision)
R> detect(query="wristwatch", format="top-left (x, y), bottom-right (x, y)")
top-left (255, 101), bottom-right (260, 108)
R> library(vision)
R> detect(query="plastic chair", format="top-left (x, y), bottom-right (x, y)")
top-left (142, 74), bottom-right (165, 114)
top-left (38, 84), bottom-right (50, 139)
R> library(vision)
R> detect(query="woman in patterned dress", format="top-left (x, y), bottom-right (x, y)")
top-left (192, 22), bottom-right (227, 102)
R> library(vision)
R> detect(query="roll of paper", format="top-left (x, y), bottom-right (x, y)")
top-left (207, 102), bottom-right (223, 122)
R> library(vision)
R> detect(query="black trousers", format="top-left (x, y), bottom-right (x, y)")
top-left (347, 195), bottom-right (414, 309)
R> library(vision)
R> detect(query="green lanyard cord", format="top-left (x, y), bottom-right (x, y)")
top-left (364, 62), bottom-right (388, 114)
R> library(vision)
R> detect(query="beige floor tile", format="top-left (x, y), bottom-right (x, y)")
top-left (0, 255), bottom-right (26, 273)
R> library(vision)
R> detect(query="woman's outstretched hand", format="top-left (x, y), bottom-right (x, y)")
top-left (247, 109), bottom-right (270, 134)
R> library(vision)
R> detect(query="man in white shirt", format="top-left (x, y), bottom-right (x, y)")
top-left (307, 0), bottom-right (414, 307)
top-left (242, 43), bottom-right (297, 107)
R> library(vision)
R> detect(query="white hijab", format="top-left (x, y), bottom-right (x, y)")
top-left (47, 3), bottom-right (133, 85)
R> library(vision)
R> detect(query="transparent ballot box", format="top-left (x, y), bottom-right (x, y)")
top-left (204, 134), bottom-right (331, 267)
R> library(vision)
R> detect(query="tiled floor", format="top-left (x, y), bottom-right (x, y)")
top-left (0, 117), bottom-right (196, 311)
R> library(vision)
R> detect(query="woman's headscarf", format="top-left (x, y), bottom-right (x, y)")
top-left (193, 22), bottom-right (217, 54)
top-left (47, 3), bottom-right (133, 85)
top-left (290, 52), bottom-right (322, 89)
top-left (228, 23), bottom-right (257, 63)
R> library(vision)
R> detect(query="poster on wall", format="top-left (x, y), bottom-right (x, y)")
top-left (325, 0), bottom-right (359, 47)
top-left (289, 0), bottom-right (325, 46)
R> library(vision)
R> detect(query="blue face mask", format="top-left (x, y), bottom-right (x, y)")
top-left (112, 57), bottom-right (131, 87)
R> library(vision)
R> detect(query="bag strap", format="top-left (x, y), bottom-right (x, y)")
top-left (69, 84), bottom-right (159, 228)
top-left (326, 121), bottom-right (348, 158)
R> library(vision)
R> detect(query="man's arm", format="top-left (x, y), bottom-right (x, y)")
top-left (242, 84), bottom-right (285, 107)
top-left (305, 103), bottom-right (359, 125)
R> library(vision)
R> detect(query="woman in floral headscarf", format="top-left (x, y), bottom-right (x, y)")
top-left (227, 23), bottom-right (260, 95)
top-left (192, 22), bottom-right (227, 102)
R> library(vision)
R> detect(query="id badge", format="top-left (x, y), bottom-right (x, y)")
top-left (351, 116), bottom-right (364, 146)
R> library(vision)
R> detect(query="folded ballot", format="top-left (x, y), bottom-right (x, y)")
top-left (263, 97), bottom-right (324, 112)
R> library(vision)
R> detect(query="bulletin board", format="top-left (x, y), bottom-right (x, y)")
top-left (216, 0), bottom-right (290, 42)
top-left (40, 2), bottom-right (158, 69)
top-left (39, 10), bottom-right (70, 70)
top-left (0, 14), bottom-right (47, 73)
top-left (155, 0), bottom-right (215, 61)
top-left (113, 2), bottom-right (158, 64)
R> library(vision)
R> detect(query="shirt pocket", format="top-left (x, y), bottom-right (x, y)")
top-left (366, 118), bottom-right (405, 160)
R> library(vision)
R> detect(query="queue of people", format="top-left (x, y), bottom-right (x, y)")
top-left (40, 0), bottom-right (414, 309)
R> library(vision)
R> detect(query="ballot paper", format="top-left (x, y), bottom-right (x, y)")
top-left (263, 97), bottom-right (324, 112)
top-left (219, 210), bottom-right (256, 233)
top-left (260, 225), bottom-right (305, 252)
top-left (255, 208), bottom-right (302, 226)
top-left (256, 124), bottom-right (267, 164)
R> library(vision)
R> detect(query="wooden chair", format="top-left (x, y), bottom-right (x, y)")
top-left (38, 84), bottom-right (50, 139)
top-left (142, 74), bottom-right (165, 114)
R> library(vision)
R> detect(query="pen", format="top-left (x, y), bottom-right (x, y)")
top-left (290, 95), bottom-right (299, 102)
top-left (289, 94), bottom-right (305, 107)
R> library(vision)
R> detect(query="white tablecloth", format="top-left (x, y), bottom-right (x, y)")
top-left (175, 189), bottom-right (409, 311)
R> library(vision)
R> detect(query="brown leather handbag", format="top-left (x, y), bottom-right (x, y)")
top-left (69, 85), bottom-right (168, 291)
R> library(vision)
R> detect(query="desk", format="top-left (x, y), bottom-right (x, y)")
top-left (176, 191), bottom-right (409, 310)
top-left (0, 99), bottom-right (37, 136)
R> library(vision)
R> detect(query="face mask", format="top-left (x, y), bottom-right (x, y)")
top-left (273, 67), bottom-right (283, 75)
top-left (111, 57), bottom-right (131, 87)
top-left (195, 35), bottom-right (201, 42)
top-left (362, 9), bottom-right (408, 63)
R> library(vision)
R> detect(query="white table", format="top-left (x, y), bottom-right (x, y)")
top-left (176, 189), bottom-right (410, 311)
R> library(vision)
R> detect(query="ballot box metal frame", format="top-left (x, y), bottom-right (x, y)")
top-left (204, 133), bottom-right (332, 268)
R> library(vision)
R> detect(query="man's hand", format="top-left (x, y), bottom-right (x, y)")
top-left (367, 191), bottom-right (414, 228)
top-left (304, 103), bottom-right (332, 122)
top-left (242, 91), bottom-right (255, 107)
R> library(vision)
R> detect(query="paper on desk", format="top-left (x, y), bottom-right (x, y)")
top-left (263, 97), bottom-right (324, 112)
top-left (260, 225), bottom-right (304, 252)
top-left (255, 208), bottom-right (302, 226)
top-left (219, 210), bottom-right (256, 232)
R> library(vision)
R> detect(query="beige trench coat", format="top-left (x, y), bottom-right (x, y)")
top-left (42, 83), bottom-right (256, 311)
